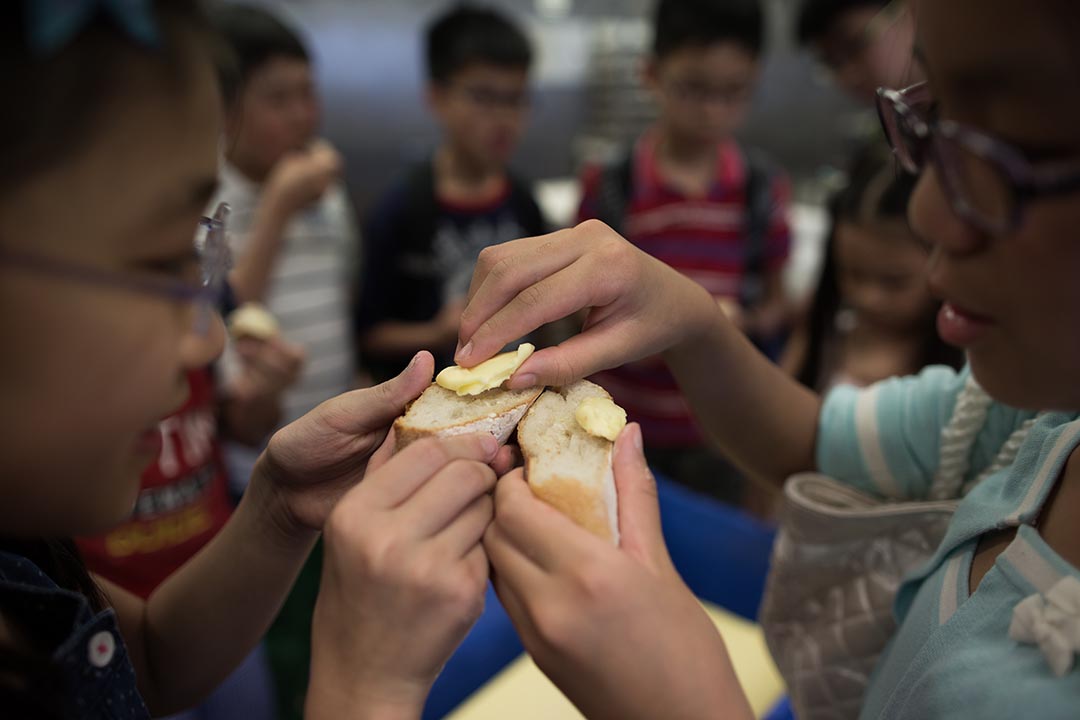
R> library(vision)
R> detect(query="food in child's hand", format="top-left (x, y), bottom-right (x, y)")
top-left (227, 302), bottom-right (280, 340)
top-left (518, 381), bottom-right (621, 544)
top-left (396, 344), bottom-right (623, 543)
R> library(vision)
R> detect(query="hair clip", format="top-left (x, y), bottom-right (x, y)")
top-left (25, 0), bottom-right (160, 56)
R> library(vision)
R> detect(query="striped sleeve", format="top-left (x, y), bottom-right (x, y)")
top-left (816, 365), bottom-right (969, 500)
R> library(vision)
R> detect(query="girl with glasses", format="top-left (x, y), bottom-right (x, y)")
top-left (0, 3), bottom-right (512, 718)
top-left (456, 0), bottom-right (1080, 716)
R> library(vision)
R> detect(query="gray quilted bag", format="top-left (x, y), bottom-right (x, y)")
top-left (760, 474), bottom-right (956, 719)
top-left (759, 376), bottom-right (1038, 719)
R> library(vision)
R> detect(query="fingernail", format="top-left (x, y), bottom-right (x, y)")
top-left (511, 373), bottom-right (537, 389)
top-left (481, 434), bottom-right (499, 457)
top-left (454, 340), bottom-right (463, 357)
top-left (456, 341), bottom-right (473, 363)
top-left (631, 423), bottom-right (643, 451)
top-left (406, 351), bottom-right (422, 369)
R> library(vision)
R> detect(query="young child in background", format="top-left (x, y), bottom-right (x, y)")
top-left (579, 0), bottom-right (791, 506)
top-left (453, 0), bottom-right (1080, 715)
top-left (212, 4), bottom-right (357, 430)
top-left (783, 140), bottom-right (963, 391)
top-left (797, 0), bottom-right (916, 105)
top-left (357, 3), bottom-right (545, 382)
top-left (0, 3), bottom-right (510, 718)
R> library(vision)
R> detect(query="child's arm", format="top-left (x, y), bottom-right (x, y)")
top-left (362, 298), bottom-right (466, 360)
top-left (229, 141), bottom-right (342, 304)
top-left (104, 354), bottom-right (505, 716)
top-left (457, 221), bottom-right (821, 484)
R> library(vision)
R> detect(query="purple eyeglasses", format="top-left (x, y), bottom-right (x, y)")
top-left (0, 202), bottom-right (231, 335)
top-left (876, 82), bottom-right (1080, 235)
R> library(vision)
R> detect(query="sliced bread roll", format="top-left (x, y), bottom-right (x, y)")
top-left (394, 383), bottom-right (544, 450)
top-left (517, 380), bottom-right (619, 544)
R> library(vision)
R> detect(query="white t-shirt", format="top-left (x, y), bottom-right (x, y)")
top-left (214, 162), bottom-right (359, 490)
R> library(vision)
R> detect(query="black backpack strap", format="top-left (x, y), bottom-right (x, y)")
top-left (399, 157), bottom-right (440, 253)
top-left (506, 172), bottom-right (548, 237)
top-left (740, 146), bottom-right (776, 310)
top-left (591, 151), bottom-right (635, 236)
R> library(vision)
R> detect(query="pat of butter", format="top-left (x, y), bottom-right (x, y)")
top-left (436, 343), bottom-right (535, 396)
top-left (575, 396), bottom-right (627, 442)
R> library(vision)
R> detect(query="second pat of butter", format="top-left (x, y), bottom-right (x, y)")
top-left (575, 396), bottom-right (627, 442)
top-left (436, 343), bottom-right (535, 396)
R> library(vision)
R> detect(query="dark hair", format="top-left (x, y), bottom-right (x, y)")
top-left (652, 0), bottom-right (764, 60)
top-left (209, 4), bottom-right (310, 106)
top-left (0, 1), bottom-right (211, 196)
top-left (425, 3), bottom-right (533, 85)
top-left (796, 0), bottom-right (888, 45)
top-left (796, 142), bottom-right (963, 389)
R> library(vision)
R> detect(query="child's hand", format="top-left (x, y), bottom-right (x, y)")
top-left (483, 423), bottom-right (753, 720)
top-left (306, 432), bottom-right (498, 717)
top-left (220, 336), bottom-right (306, 446)
top-left (264, 139), bottom-right (343, 217)
top-left (456, 220), bottom-right (719, 389)
top-left (253, 352), bottom-right (436, 536)
top-left (229, 336), bottom-right (306, 403)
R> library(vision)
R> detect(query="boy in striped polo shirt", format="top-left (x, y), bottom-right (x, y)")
top-left (579, 0), bottom-right (791, 504)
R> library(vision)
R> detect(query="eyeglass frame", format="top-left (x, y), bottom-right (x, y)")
top-left (0, 201), bottom-right (232, 334)
top-left (876, 82), bottom-right (1080, 235)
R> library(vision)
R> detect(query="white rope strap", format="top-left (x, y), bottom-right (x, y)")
top-left (929, 374), bottom-right (994, 500)
top-left (962, 415), bottom-right (1043, 495)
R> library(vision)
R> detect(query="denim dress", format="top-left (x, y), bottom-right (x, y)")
top-left (0, 550), bottom-right (149, 719)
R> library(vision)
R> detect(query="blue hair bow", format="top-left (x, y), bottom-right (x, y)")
top-left (26, 0), bottom-right (160, 55)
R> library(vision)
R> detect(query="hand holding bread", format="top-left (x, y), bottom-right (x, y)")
top-left (395, 344), bottom-right (625, 542)
top-left (483, 424), bottom-right (753, 720)
top-left (308, 431), bottom-right (499, 718)
top-left (454, 220), bottom-right (719, 389)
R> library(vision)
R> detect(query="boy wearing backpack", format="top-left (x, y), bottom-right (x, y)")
top-left (580, 0), bottom-right (791, 502)
top-left (357, 4), bottom-right (545, 382)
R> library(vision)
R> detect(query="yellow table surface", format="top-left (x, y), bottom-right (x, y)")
top-left (447, 602), bottom-right (785, 719)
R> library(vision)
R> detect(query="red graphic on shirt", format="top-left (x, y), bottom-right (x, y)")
top-left (77, 369), bottom-right (233, 599)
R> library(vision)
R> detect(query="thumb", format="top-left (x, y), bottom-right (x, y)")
top-left (613, 423), bottom-right (670, 569)
top-left (362, 350), bottom-right (435, 421)
top-left (321, 351), bottom-right (434, 435)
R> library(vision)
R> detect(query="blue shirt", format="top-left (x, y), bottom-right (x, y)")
top-left (0, 550), bottom-right (148, 719)
top-left (818, 366), bottom-right (1080, 718)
